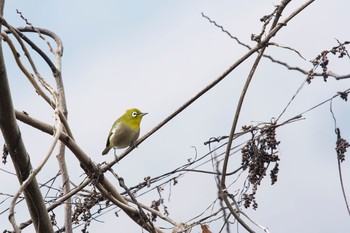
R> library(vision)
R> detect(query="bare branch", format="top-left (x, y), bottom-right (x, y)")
top-left (331, 99), bottom-right (350, 216)
top-left (335, 128), bottom-right (350, 215)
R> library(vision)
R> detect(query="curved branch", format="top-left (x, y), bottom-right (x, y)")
top-left (3, 26), bottom-right (63, 74)
top-left (0, 30), bottom-right (52, 105)
top-left (9, 111), bottom-right (62, 231)
top-left (16, 26), bottom-right (64, 56)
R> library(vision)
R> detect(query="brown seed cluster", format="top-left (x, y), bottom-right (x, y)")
top-left (72, 190), bottom-right (105, 224)
top-left (336, 128), bottom-right (350, 163)
top-left (241, 123), bottom-right (280, 209)
top-left (307, 41), bottom-right (349, 83)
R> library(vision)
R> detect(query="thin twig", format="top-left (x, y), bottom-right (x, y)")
top-left (276, 79), bottom-right (307, 121)
top-left (221, 32), bottom-right (267, 233)
top-left (110, 170), bottom-right (157, 233)
top-left (19, 178), bottom-right (91, 230)
top-left (202, 10), bottom-right (350, 81)
top-left (268, 42), bottom-right (306, 60)
top-left (239, 211), bottom-right (270, 233)
top-left (201, 12), bottom-right (250, 49)
top-left (16, 9), bottom-right (55, 54)
top-left (336, 150), bottom-right (350, 216)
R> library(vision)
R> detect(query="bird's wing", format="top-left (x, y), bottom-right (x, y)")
top-left (105, 131), bottom-right (113, 148)
top-left (105, 121), bottom-right (121, 147)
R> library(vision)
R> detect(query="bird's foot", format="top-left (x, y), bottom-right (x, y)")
top-left (130, 141), bottom-right (138, 149)
top-left (113, 148), bottom-right (119, 162)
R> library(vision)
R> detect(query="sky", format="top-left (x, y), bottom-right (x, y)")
top-left (1, 1), bottom-right (350, 232)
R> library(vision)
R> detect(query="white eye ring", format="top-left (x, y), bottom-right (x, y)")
top-left (131, 111), bottom-right (138, 117)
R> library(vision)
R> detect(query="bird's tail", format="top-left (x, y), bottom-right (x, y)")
top-left (101, 147), bottom-right (111, 155)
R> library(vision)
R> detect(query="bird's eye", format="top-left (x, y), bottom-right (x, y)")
top-left (131, 111), bottom-right (138, 117)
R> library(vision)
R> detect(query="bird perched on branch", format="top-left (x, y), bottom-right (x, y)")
top-left (102, 108), bottom-right (147, 156)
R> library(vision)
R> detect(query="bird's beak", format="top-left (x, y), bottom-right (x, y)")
top-left (141, 112), bottom-right (148, 117)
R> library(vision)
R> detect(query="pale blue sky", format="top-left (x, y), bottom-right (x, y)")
top-left (1, 1), bottom-right (350, 232)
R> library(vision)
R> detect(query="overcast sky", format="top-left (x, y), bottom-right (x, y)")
top-left (1, 1), bottom-right (350, 233)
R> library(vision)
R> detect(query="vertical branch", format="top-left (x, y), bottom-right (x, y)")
top-left (22, 22), bottom-right (74, 232)
top-left (223, 48), bottom-right (267, 233)
top-left (54, 46), bottom-right (73, 232)
top-left (335, 128), bottom-right (350, 215)
top-left (0, 0), bottom-right (3, 24)
top-left (331, 100), bottom-right (350, 215)
top-left (219, 0), bottom-right (315, 231)
top-left (0, 2), bottom-right (53, 232)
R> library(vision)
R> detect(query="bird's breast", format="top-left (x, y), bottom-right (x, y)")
top-left (109, 122), bottom-right (140, 149)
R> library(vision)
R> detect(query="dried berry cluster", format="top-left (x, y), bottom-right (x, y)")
top-left (150, 200), bottom-right (161, 221)
top-left (330, 41), bottom-right (349, 58)
top-left (336, 138), bottom-right (349, 162)
top-left (72, 190), bottom-right (105, 224)
top-left (336, 128), bottom-right (350, 162)
top-left (2, 144), bottom-right (9, 164)
top-left (338, 91), bottom-right (349, 102)
top-left (241, 124), bottom-right (280, 209)
top-left (150, 195), bottom-right (169, 221)
top-left (241, 193), bottom-right (258, 210)
top-left (307, 41), bottom-right (349, 83)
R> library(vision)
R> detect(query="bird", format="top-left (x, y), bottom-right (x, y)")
top-left (102, 108), bottom-right (147, 156)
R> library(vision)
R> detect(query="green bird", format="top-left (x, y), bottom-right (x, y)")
top-left (102, 108), bottom-right (147, 156)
